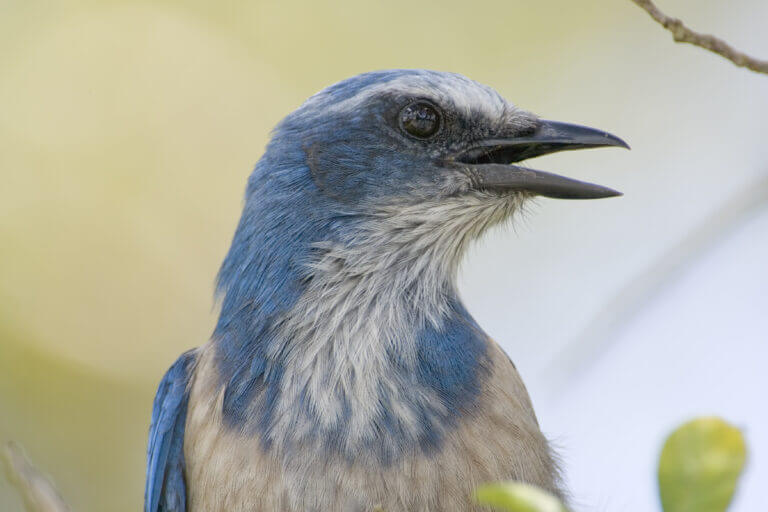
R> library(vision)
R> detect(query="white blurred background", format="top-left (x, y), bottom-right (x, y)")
top-left (1, 0), bottom-right (766, 510)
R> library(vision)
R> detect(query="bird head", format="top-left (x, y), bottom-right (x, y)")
top-left (217, 70), bottom-right (628, 333)
top-left (266, 69), bottom-right (627, 210)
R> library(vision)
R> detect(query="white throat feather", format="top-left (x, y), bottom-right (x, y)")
top-left (264, 191), bottom-right (525, 460)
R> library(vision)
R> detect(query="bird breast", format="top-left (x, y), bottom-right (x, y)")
top-left (183, 341), bottom-right (563, 511)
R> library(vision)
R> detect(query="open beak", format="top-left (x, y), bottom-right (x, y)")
top-left (454, 120), bottom-right (629, 199)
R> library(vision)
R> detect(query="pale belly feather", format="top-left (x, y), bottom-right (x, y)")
top-left (184, 342), bottom-right (562, 512)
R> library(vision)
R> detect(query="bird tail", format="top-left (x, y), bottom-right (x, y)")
top-left (2, 442), bottom-right (71, 512)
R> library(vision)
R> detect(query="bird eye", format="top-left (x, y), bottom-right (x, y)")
top-left (399, 101), bottom-right (441, 139)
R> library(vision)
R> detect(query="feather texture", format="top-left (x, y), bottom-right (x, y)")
top-left (145, 69), bottom-right (566, 511)
top-left (145, 350), bottom-right (197, 512)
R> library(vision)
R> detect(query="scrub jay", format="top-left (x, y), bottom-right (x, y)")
top-left (145, 69), bottom-right (627, 512)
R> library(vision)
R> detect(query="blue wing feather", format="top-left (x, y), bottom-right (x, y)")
top-left (145, 350), bottom-right (197, 512)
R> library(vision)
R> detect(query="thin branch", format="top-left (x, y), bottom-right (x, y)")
top-left (2, 442), bottom-right (70, 512)
top-left (630, 0), bottom-right (768, 75)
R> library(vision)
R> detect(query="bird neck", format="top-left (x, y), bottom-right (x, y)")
top-left (212, 160), bottom-right (520, 460)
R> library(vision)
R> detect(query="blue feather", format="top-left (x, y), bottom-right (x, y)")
top-left (145, 350), bottom-right (196, 512)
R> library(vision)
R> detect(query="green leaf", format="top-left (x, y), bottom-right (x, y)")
top-left (658, 417), bottom-right (747, 512)
top-left (475, 482), bottom-right (568, 512)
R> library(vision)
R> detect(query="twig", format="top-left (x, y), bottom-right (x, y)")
top-left (630, 0), bottom-right (768, 75)
top-left (2, 442), bottom-right (71, 512)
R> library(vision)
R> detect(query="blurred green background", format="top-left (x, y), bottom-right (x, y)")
top-left (1, 1), bottom-right (766, 511)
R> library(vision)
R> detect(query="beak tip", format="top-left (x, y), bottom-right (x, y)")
top-left (605, 134), bottom-right (630, 151)
top-left (579, 186), bottom-right (623, 200)
top-left (593, 184), bottom-right (623, 199)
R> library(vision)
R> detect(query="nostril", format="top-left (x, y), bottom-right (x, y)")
top-left (515, 124), bottom-right (538, 138)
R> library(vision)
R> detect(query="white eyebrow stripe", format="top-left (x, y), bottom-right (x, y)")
top-left (303, 72), bottom-right (509, 121)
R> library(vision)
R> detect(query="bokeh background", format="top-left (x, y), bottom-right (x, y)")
top-left (1, 0), bottom-right (766, 510)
